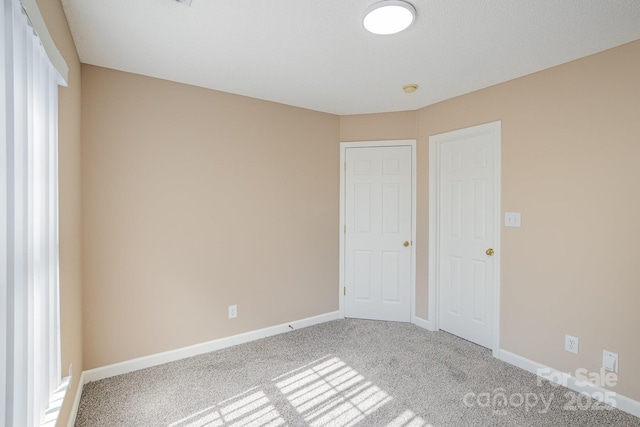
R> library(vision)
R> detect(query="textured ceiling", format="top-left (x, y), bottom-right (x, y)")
top-left (61, 0), bottom-right (640, 115)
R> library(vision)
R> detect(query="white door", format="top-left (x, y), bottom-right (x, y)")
top-left (438, 126), bottom-right (498, 348)
top-left (344, 146), bottom-right (412, 322)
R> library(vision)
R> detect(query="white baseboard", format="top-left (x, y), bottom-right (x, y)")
top-left (82, 311), bottom-right (341, 384)
top-left (499, 349), bottom-right (640, 419)
top-left (66, 371), bottom-right (84, 427)
top-left (412, 315), bottom-right (436, 331)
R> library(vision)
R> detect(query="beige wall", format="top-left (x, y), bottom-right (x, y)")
top-left (344, 41), bottom-right (640, 400)
top-left (35, 1), bottom-right (83, 426)
top-left (340, 111), bottom-right (417, 142)
top-left (81, 66), bottom-right (340, 369)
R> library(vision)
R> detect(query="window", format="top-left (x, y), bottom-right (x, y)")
top-left (2, 0), bottom-right (68, 425)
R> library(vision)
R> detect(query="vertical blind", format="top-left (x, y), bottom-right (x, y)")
top-left (2, 0), bottom-right (63, 425)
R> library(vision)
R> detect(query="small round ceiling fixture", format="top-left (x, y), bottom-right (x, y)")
top-left (402, 83), bottom-right (419, 93)
top-left (363, 1), bottom-right (416, 35)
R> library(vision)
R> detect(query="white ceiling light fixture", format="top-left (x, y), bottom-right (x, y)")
top-left (363, 0), bottom-right (416, 35)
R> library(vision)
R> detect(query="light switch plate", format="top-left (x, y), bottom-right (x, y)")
top-left (603, 350), bottom-right (619, 373)
top-left (505, 212), bottom-right (521, 227)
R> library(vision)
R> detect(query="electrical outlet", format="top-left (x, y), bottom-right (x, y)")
top-left (228, 305), bottom-right (237, 319)
top-left (565, 335), bottom-right (579, 354)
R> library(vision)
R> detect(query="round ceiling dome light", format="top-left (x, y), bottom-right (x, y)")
top-left (363, 1), bottom-right (416, 35)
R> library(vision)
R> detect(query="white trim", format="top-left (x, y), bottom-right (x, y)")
top-left (492, 123), bottom-right (502, 357)
top-left (65, 372), bottom-right (84, 427)
top-left (82, 311), bottom-right (341, 383)
top-left (339, 146), bottom-right (346, 317)
top-left (499, 349), bottom-right (640, 419)
top-left (339, 140), bottom-right (417, 322)
top-left (427, 136), bottom-right (438, 334)
top-left (410, 142), bottom-right (417, 323)
top-left (411, 315), bottom-right (435, 332)
top-left (0, 0), bottom-right (7, 414)
top-left (427, 121), bottom-right (502, 356)
top-left (20, 0), bottom-right (69, 86)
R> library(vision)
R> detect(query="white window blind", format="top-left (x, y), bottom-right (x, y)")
top-left (2, 0), bottom-right (67, 425)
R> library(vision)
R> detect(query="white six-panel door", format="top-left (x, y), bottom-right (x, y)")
top-left (344, 146), bottom-right (412, 322)
top-left (438, 128), bottom-right (498, 348)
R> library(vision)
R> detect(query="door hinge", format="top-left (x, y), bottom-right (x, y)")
top-left (344, 224), bottom-right (346, 234)
top-left (344, 287), bottom-right (346, 296)
top-left (344, 161), bottom-right (346, 171)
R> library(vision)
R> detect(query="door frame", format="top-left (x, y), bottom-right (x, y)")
top-left (339, 140), bottom-right (417, 322)
top-left (427, 121), bottom-right (502, 357)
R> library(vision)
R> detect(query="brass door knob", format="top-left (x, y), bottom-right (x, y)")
top-left (486, 248), bottom-right (495, 256)
top-left (402, 241), bottom-right (410, 247)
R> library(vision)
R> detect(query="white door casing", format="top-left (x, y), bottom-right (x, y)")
top-left (339, 141), bottom-right (416, 323)
top-left (428, 122), bottom-right (501, 353)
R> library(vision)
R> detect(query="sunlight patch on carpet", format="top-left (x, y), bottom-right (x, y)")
top-left (274, 355), bottom-right (393, 427)
top-left (169, 387), bottom-right (285, 427)
top-left (169, 354), bottom-right (432, 427)
top-left (386, 409), bottom-right (432, 427)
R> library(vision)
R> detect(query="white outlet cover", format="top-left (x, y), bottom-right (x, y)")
top-left (228, 305), bottom-right (237, 319)
top-left (565, 335), bottom-right (579, 354)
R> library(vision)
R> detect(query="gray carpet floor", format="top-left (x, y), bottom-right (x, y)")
top-left (75, 319), bottom-right (640, 426)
